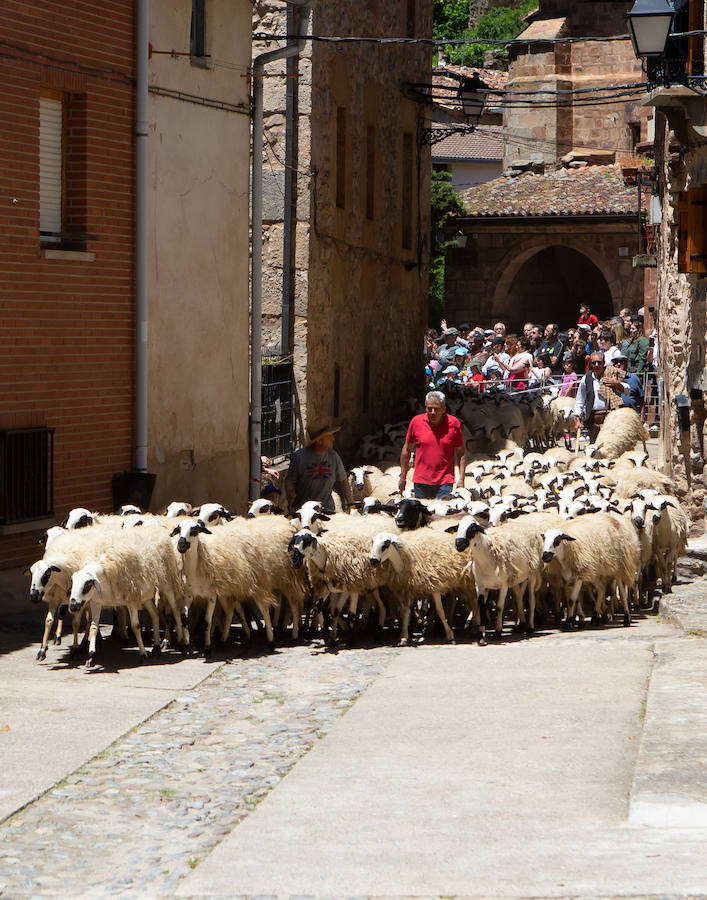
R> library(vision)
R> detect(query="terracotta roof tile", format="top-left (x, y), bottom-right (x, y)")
top-left (431, 65), bottom-right (508, 116)
top-left (460, 164), bottom-right (638, 217)
top-left (431, 125), bottom-right (504, 162)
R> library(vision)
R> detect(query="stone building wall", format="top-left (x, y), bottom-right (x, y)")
top-left (445, 219), bottom-right (644, 331)
top-left (505, 2), bottom-right (645, 171)
top-left (653, 111), bottom-right (707, 528)
top-left (254, 1), bottom-right (433, 458)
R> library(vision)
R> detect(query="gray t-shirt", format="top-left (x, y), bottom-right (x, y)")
top-left (286, 447), bottom-right (347, 512)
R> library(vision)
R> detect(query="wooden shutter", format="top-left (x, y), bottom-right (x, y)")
top-left (688, 0), bottom-right (704, 77)
top-left (687, 186), bottom-right (707, 275)
top-left (40, 95), bottom-right (63, 240)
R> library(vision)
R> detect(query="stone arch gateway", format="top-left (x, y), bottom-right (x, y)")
top-left (493, 245), bottom-right (614, 332)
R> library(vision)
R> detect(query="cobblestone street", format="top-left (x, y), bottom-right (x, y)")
top-left (0, 637), bottom-right (396, 899)
top-left (2, 544), bottom-right (707, 900)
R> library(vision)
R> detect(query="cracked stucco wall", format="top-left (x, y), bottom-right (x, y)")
top-left (146, 0), bottom-right (252, 511)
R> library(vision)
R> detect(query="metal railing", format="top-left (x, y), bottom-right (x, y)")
top-left (0, 427), bottom-right (55, 525)
top-left (261, 361), bottom-right (294, 463)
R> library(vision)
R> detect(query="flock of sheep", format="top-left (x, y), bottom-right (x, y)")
top-left (25, 395), bottom-right (687, 667)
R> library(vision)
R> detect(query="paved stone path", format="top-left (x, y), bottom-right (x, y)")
top-left (1, 536), bottom-right (706, 899)
top-left (0, 643), bottom-right (397, 899)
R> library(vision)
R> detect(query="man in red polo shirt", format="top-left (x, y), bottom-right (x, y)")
top-left (398, 390), bottom-right (466, 499)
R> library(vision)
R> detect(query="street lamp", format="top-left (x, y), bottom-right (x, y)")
top-left (457, 72), bottom-right (489, 124)
top-left (626, 0), bottom-right (675, 59)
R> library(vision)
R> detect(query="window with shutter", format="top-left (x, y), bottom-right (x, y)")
top-left (40, 94), bottom-right (64, 243)
top-left (688, 0), bottom-right (704, 77)
top-left (678, 186), bottom-right (707, 275)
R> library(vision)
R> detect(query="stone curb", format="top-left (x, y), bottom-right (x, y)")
top-left (661, 542), bottom-right (707, 637)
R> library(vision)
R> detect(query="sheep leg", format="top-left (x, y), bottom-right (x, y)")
top-left (286, 597), bottom-right (300, 640)
top-left (432, 592), bottom-right (454, 643)
top-left (86, 603), bottom-right (102, 667)
top-left (399, 599), bottom-right (412, 646)
top-left (203, 597), bottom-right (217, 657)
top-left (53, 605), bottom-right (66, 645)
top-left (252, 593), bottom-right (275, 646)
top-left (566, 580), bottom-right (583, 627)
top-left (217, 599), bottom-right (235, 643)
top-left (619, 581), bottom-right (631, 627)
top-left (371, 588), bottom-right (386, 629)
top-left (234, 602), bottom-right (252, 640)
top-left (141, 597), bottom-right (162, 656)
top-left (493, 585), bottom-right (508, 639)
top-left (159, 591), bottom-right (184, 650)
top-left (511, 583), bottom-right (527, 632)
top-left (37, 603), bottom-right (58, 660)
top-left (125, 604), bottom-right (150, 660)
top-left (525, 577), bottom-right (538, 634)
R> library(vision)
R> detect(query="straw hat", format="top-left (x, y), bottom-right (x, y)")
top-left (305, 420), bottom-right (342, 446)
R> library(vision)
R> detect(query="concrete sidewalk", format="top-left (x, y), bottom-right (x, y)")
top-left (0, 617), bottom-right (216, 823)
top-left (178, 624), bottom-right (707, 899)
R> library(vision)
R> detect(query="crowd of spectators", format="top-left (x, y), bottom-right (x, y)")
top-left (424, 304), bottom-right (655, 407)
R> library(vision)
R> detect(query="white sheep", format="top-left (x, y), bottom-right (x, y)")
top-left (348, 465), bottom-right (383, 501)
top-left (67, 527), bottom-right (185, 666)
top-left (289, 514), bottom-right (404, 642)
top-left (614, 466), bottom-right (674, 498)
top-left (593, 408), bottom-right (648, 459)
top-left (451, 513), bottom-right (552, 640)
top-left (368, 528), bottom-right (472, 645)
top-left (173, 518), bottom-right (276, 655)
top-left (27, 524), bottom-right (128, 659)
top-left (649, 494), bottom-right (689, 592)
top-left (540, 512), bottom-right (640, 627)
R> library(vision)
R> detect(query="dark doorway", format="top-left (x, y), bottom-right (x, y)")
top-left (505, 246), bottom-right (613, 332)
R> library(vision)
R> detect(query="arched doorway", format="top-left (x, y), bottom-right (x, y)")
top-left (500, 246), bottom-right (613, 332)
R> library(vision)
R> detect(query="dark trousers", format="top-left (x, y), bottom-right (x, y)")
top-left (414, 483), bottom-right (453, 500)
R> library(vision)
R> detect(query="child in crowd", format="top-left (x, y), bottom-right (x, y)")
top-left (559, 358), bottom-right (579, 397)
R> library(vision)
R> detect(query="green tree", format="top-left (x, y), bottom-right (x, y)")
top-left (433, 0), bottom-right (469, 41)
top-left (435, 0), bottom-right (537, 70)
top-left (429, 170), bottom-right (464, 327)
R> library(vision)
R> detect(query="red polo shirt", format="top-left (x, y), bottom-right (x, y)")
top-left (406, 412), bottom-right (463, 485)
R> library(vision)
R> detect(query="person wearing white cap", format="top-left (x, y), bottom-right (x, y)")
top-left (285, 420), bottom-right (353, 513)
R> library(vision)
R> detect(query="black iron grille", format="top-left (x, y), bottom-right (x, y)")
top-left (0, 427), bottom-right (55, 525)
top-left (261, 362), bottom-right (293, 462)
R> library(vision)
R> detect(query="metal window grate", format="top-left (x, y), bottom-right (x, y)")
top-left (0, 427), bottom-right (55, 525)
top-left (261, 362), bottom-right (293, 462)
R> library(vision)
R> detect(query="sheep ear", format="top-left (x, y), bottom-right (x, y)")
top-left (561, 534), bottom-right (576, 541)
top-left (287, 535), bottom-right (296, 551)
top-left (318, 514), bottom-right (331, 522)
top-left (50, 564), bottom-right (61, 572)
top-left (198, 524), bottom-right (212, 535)
top-left (60, 515), bottom-right (69, 527)
top-left (23, 567), bottom-right (31, 577)
top-left (444, 524), bottom-right (457, 534)
top-left (190, 508), bottom-right (200, 517)
top-left (170, 526), bottom-right (180, 537)
top-left (391, 540), bottom-right (400, 551)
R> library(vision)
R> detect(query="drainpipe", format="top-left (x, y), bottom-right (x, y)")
top-left (135, 0), bottom-right (149, 472)
top-left (250, 0), bottom-right (311, 500)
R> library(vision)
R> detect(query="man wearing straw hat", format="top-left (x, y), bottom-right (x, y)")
top-left (285, 420), bottom-right (353, 513)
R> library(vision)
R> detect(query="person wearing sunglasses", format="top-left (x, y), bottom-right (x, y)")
top-left (573, 352), bottom-right (628, 442)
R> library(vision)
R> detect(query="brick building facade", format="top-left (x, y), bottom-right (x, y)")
top-left (1, 0), bottom-right (254, 603)
top-left (1, 1), bottom-right (136, 573)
